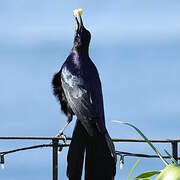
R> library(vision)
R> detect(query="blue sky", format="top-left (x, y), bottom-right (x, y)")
top-left (0, 1), bottom-right (180, 179)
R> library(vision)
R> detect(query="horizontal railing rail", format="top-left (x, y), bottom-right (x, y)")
top-left (0, 136), bottom-right (179, 180)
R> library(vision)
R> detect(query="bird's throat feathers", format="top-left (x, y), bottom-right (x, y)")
top-left (66, 50), bottom-right (90, 71)
top-left (70, 47), bottom-right (90, 67)
top-left (72, 27), bottom-right (91, 57)
top-left (72, 41), bottom-right (89, 57)
top-left (71, 50), bottom-right (80, 64)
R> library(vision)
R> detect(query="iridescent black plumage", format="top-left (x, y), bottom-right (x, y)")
top-left (52, 17), bottom-right (107, 135)
top-left (52, 14), bottom-right (116, 179)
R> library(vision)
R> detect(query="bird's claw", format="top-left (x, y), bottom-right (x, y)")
top-left (61, 134), bottom-right (67, 144)
top-left (56, 132), bottom-right (67, 144)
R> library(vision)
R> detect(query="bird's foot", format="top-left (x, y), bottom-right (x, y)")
top-left (56, 132), bottom-right (67, 144)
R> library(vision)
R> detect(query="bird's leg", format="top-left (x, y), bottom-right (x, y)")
top-left (56, 122), bottom-right (69, 143)
top-left (56, 113), bottom-right (72, 143)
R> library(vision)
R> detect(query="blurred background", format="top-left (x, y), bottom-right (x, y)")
top-left (0, 0), bottom-right (180, 179)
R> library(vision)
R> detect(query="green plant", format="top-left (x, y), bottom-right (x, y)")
top-left (113, 120), bottom-right (180, 180)
top-left (127, 159), bottom-right (140, 180)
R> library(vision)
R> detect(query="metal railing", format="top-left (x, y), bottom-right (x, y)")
top-left (0, 136), bottom-right (179, 180)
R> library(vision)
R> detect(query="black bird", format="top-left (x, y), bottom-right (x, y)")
top-left (52, 12), bottom-right (116, 180)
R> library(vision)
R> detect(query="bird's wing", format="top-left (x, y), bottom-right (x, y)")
top-left (52, 69), bottom-right (74, 118)
top-left (61, 66), bottom-right (104, 123)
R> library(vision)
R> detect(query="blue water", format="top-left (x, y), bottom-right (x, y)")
top-left (0, 1), bottom-right (180, 179)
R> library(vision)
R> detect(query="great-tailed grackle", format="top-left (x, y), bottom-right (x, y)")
top-left (52, 9), bottom-right (116, 180)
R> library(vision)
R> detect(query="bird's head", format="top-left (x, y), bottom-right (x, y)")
top-left (73, 11), bottom-right (91, 53)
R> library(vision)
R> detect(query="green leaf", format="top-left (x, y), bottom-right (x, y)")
top-left (112, 120), bottom-right (168, 166)
top-left (135, 171), bottom-right (161, 179)
top-left (127, 159), bottom-right (140, 180)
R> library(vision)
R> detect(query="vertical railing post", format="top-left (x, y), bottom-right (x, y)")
top-left (52, 139), bottom-right (59, 180)
top-left (171, 141), bottom-right (178, 162)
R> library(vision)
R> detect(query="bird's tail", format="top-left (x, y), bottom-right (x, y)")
top-left (105, 133), bottom-right (117, 163)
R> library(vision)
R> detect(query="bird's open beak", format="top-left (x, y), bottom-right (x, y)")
top-left (75, 15), bottom-right (83, 32)
top-left (75, 17), bottom-right (79, 32)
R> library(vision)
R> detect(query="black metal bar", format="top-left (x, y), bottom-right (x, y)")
top-left (172, 141), bottom-right (178, 162)
top-left (112, 138), bottom-right (180, 143)
top-left (0, 144), bottom-right (52, 155)
top-left (116, 151), bottom-right (180, 160)
top-left (52, 139), bottom-right (59, 180)
top-left (0, 136), bottom-right (180, 143)
top-left (0, 144), bottom-right (70, 155)
top-left (0, 136), bottom-right (71, 141)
